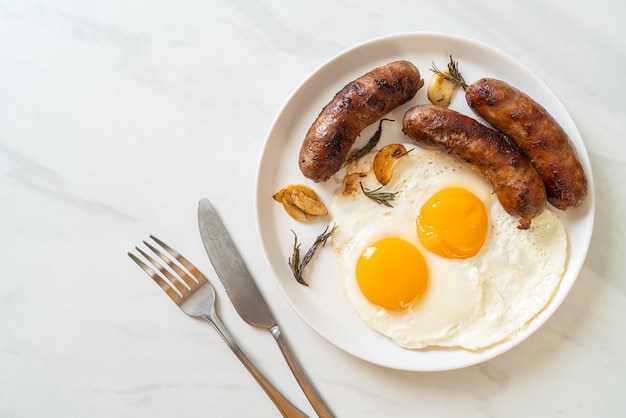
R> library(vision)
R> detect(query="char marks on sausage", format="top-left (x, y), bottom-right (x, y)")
top-left (402, 104), bottom-right (547, 229)
top-left (299, 60), bottom-right (423, 182)
top-left (466, 78), bottom-right (588, 210)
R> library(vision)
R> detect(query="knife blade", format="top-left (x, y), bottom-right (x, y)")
top-left (197, 198), bottom-right (275, 329)
top-left (197, 198), bottom-right (335, 418)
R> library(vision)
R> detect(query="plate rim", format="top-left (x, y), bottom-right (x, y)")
top-left (254, 31), bottom-right (596, 371)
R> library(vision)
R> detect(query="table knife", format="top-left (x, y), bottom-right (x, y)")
top-left (197, 198), bottom-right (335, 418)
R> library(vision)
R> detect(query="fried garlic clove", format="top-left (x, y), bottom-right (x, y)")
top-left (274, 184), bottom-right (328, 222)
top-left (373, 144), bottom-right (408, 186)
top-left (342, 172), bottom-right (364, 196)
top-left (290, 188), bottom-right (328, 216)
top-left (272, 189), bottom-right (286, 202)
top-left (427, 69), bottom-right (459, 107)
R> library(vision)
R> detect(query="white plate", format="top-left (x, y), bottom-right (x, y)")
top-left (254, 32), bottom-right (595, 371)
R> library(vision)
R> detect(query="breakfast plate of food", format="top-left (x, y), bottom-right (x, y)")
top-left (255, 32), bottom-right (594, 371)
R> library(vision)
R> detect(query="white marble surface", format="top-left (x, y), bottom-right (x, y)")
top-left (1, 1), bottom-right (624, 417)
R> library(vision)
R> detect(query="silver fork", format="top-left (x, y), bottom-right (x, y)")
top-left (128, 235), bottom-right (308, 418)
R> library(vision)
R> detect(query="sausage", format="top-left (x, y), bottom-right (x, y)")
top-left (299, 60), bottom-right (424, 182)
top-left (465, 78), bottom-right (588, 210)
top-left (402, 104), bottom-right (547, 229)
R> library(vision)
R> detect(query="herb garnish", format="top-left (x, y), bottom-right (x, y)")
top-left (359, 182), bottom-right (398, 208)
top-left (430, 55), bottom-right (467, 89)
top-left (343, 118), bottom-right (394, 167)
top-left (288, 224), bottom-right (338, 286)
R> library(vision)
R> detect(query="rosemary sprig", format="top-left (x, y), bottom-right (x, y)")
top-left (288, 224), bottom-right (338, 286)
top-left (396, 147), bottom-right (415, 159)
top-left (430, 55), bottom-right (467, 89)
top-left (359, 182), bottom-right (398, 208)
top-left (343, 118), bottom-right (394, 167)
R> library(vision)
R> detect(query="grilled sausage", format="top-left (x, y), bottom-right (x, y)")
top-left (299, 60), bottom-right (423, 182)
top-left (466, 78), bottom-right (588, 210)
top-left (402, 104), bottom-right (547, 229)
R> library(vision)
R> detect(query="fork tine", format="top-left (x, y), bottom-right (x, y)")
top-left (130, 238), bottom-right (310, 417)
top-left (144, 239), bottom-right (199, 290)
top-left (150, 235), bottom-right (207, 285)
top-left (128, 251), bottom-right (182, 303)
top-left (136, 246), bottom-right (191, 297)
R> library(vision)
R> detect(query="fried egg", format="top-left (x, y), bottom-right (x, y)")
top-left (330, 144), bottom-right (567, 350)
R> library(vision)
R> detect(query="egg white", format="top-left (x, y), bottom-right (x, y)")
top-left (330, 144), bottom-right (568, 350)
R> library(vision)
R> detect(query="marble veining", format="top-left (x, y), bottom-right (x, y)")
top-left (1, 0), bottom-right (625, 417)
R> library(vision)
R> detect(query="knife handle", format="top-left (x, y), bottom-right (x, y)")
top-left (203, 312), bottom-right (309, 418)
top-left (270, 325), bottom-right (336, 418)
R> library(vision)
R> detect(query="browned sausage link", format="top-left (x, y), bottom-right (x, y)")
top-left (466, 78), bottom-right (588, 210)
top-left (299, 60), bottom-right (423, 182)
top-left (402, 104), bottom-right (547, 230)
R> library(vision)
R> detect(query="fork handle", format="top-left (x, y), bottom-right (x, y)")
top-left (203, 312), bottom-right (309, 418)
top-left (270, 325), bottom-right (336, 418)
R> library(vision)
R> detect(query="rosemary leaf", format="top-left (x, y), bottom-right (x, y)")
top-left (288, 225), bottom-right (338, 286)
top-left (287, 230), bottom-right (305, 285)
top-left (343, 118), bottom-right (394, 167)
top-left (430, 55), bottom-right (467, 89)
top-left (359, 182), bottom-right (398, 208)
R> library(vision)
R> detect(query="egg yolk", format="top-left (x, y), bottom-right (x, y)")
top-left (356, 237), bottom-right (428, 310)
top-left (416, 187), bottom-right (488, 259)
